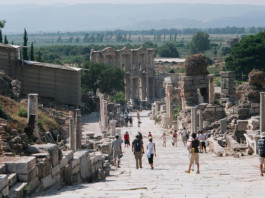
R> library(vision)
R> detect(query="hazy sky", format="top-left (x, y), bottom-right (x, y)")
top-left (0, 0), bottom-right (265, 5)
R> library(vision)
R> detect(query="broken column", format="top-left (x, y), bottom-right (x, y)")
top-left (69, 118), bottom-right (75, 151)
top-left (198, 108), bottom-right (203, 131)
top-left (220, 71), bottom-right (236, 104)
top-left (191, 106), bottom-right (198, 133)
top-left (208, 74), bottom-right (215, 105)
top-left (27, 93), bottom-right (40, 141)
top-left (75, 109), bottom-right (82, 150)
top-left (109, 120), bottom-right (117, 136)
top-left (260, 92), bottom-right (265, 132)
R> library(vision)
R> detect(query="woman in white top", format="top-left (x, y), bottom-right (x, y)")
top-left (160, 132), bottom-right (167, 147)
top-left (146, 137), bottom-right (156, 170)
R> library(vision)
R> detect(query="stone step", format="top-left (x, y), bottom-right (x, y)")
top-left (8, 182), bottom-right (28, 198)
top-left (8, 173), bottom-right (17, 188)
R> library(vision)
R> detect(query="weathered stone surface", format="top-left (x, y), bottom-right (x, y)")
top-left (0, 165), bottom-right (5, 174)
top-left (4, 156), bottom-right (36, 174)
top-left (17, 166), bottom-right (38, 182)
top-left (0, 174), bottom-right (8, 191)
top-left (51, 164), bottom-right (60, 177)
top-left (1, 185), bottom-right (9, 196)
top-left (8, 182), bottom-right (27, 198)
top-left (8, 173), bottom-right (17, 187)
top-left (27, 144), bottom-right (61, 167)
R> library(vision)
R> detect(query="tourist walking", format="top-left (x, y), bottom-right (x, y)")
top-left (138, 131), bottom-right (143, 141)
top-left (132, 134), bottom-right (144, 169)
top-left (172, 130), bottom-right (178, 147)
top-left (181, 127), bottom-right (188, 146)
top-left (186, 133), bottom-right (201, 174)
top-left (138, 119), bottom-right (142, 127)
top-left (129, 117), bottom-right (133, 127)
top-left (148, 132), bottom-right (152, 139)
top-left (160, 132), bottom-right (168, 147)
top-left (124, 131), bottom-right (130, 148)
top-left (187, 136), bottom-right (195, 171)
top-left (146, 137), bottom-right (156, 170)
top-left (258, 132), bottom-right (265, 176)
top-left (137, 111), bottom-right (140, 120)
top-left (198, 131), bottom-right (207, 153)
top-left (112, 134), bottom-right (123, 168)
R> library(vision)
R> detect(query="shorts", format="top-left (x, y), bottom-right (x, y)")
top-left (113, 150), bottom-right (121, 160)
top-left (125, 140), bottom-right (129, 145)
top-left (190, 153), bottom-right (199, 164)
top-left (201, 142), bottom-right (206, 148)
top-left (259, 157), bottom-right (265, 164)
top-left (182, 136), bottom-right (187, 142)
top-left (148, 154), bottom-right (154, 164)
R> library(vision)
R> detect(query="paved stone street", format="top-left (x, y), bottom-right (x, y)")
top-left (36, 111), bottom-right (265, 198)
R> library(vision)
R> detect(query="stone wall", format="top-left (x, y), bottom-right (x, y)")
top-left (220, 71), bottom-right (236, 104)
top-left (0, 44), bottom-right (81, 106)
top-left (0, 143), bottom-right (110, 197)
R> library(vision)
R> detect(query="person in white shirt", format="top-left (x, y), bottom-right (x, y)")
top-left (198, 131), bottom-right (207, 153)
top-left (146, 137), bottom-right (156, 170)
top-left (181, 127), bottom-right (188, 146)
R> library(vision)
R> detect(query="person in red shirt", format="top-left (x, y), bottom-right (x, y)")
top-left (148, 132), bottom-right (152, 138)
top-left (124, 131), bottom-right (130, 147)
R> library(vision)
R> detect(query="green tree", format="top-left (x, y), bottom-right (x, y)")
top-left (82, 62), bottom-right (125, 95)
top-left (23, 29), bottom-right (29, 60)
top-left (0, 30), bottom-right (2, 43)
top-left (111, 92), bottom-right (126, 105)
top-left (36, 50), bottom-right (42, 62)
top-left (189, 32), bottom-right (210, 54)
top-left (158, 43), bottom-right (180, 58)
top-left (0, 20), bottom-right (6, 28)
top-left (30, 42), bottom-right (34, 61)
top-left (226, 32), bottom-right (265, 80)
top-left (4, 35), bottom-right (8, 44)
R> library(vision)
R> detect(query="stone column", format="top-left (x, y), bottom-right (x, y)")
top-left (155, 102), bottom-right (159, 115)
top-left (75, 109), bottom-right (82, 150)
top-left (260, 92), bottom-right (265, 132)
top-left (191, 107), bottom-right (198, 133)
top-left (208, 74), bottom-right (215, 105)
top-left (152, 78), bottom-right (155, 99)
top-left (199, 109), bottom-right (203, 131)
top-left (146, 76), bottom-right (149, 101)
top-left (130, 78), bottom-right (134, 102)
top-left (141, 77), bottom-right (146, 100)
top-left (69, 118), bottom-right (75, 151)
top-left (109, 120), bottom-right (117, 136)
top-left (27, 93), bottom-right (40, 141)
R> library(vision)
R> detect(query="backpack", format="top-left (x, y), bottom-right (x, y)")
top-left (134, 140), bottom-right (142, 152)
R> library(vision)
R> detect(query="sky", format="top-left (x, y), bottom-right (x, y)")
top-left (0, 0), bottom-right (265, 5)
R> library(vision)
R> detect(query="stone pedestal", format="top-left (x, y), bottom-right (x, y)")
top-left (27, 93), bottom-right (40, 141)
top-left (75, 109), bottom-right (82, 150)
top-left (69, 118), bottom-right (75, 151)
top-left (116, 128), bottom-right (122, 137)
top-left (208, 74), bottom-right (215, 105)
top-left (260, 92), bottom-right (265, 132)
top-left (220, 118), bottom-right (227, 133)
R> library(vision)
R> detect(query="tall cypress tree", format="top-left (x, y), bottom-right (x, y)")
top-left (30, 42), bottom-right (34, 61)
top-left (36, 50), bottom-right (42, 62)
top-left (4, 35), bottom-right (8, 44)
top-left (0, 30), bottom-right (2, 43)
top-left (23, 28), bottom-right (29, 60)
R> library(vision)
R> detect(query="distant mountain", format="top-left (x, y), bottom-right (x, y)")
top-left (1, 3), bottom-right (265, 32)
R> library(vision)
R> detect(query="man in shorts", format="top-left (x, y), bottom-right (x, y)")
top-left (112, 134), bottom-right (123, 168)
top-left (186, 133), bottom-right (201, 174)
top-left (124, 131), bottom-right (130, 148)
top-left (258, 132), bottom-right (265, 176)
top-left (182, 127), bottom-right (188, 146)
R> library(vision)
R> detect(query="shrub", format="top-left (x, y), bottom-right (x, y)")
top-left (17, 108), bottom-right (27, 118)
top-left (0, 104), bottom-right (7, 119)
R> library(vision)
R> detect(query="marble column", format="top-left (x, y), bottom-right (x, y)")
top-left (208, 74), bottom-right (215, 105)
top-left (199, 109), bottom-right (203, 131)
top-left (260, 92), bottom-right (265, 132)
top-left (152, 78), bottom-right (155, 99)
top-left (191, 107), bottom-right (198, 133)
top-left (69, 118), bottom-right (75, 151)
top-left (75, 109), bottom-right (82, 150)
top-left (141, 77), bottom-right (146, 100)
top-left (28, 93), bottom-right (40, 141)
top-left (146, 76), bottom-right (149, 101)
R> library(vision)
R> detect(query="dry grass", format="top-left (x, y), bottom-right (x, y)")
top-left (0, 95), bottom-right (58, 133)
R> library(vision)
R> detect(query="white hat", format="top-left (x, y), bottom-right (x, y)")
top-left (261, 132), bottom-right (265, 138)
